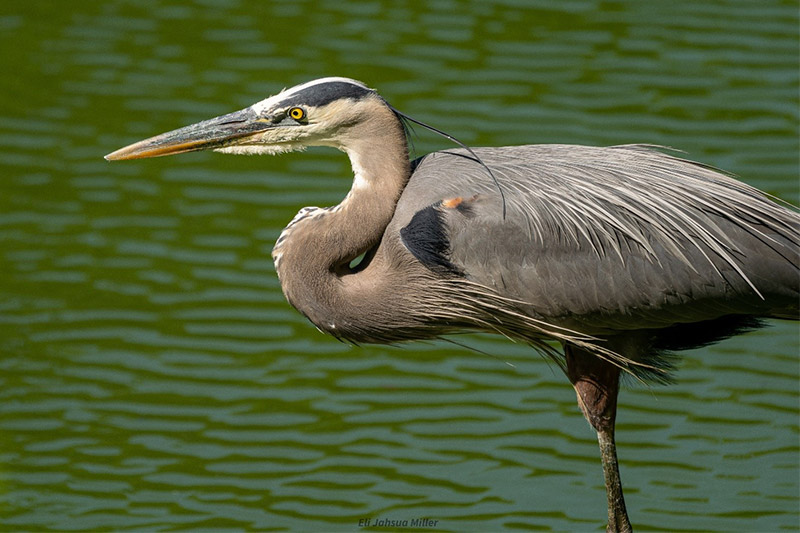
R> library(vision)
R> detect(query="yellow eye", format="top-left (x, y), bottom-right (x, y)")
top-left (288, 107), bottom-right (306, 121)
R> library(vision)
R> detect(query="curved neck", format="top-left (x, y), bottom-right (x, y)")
top-left (273, 109), bottom-right (411, 334)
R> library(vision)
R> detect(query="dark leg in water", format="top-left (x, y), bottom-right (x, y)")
top-left (566, 344), bottom-right (632, 533)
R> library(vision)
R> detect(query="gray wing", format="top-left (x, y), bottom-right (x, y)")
top-left (392, 144), bottom-right (800, 335)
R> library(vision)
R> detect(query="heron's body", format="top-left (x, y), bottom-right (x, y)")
top-left (106, 77), bottom-right (800, 532)
top-left (275, 140), bottom-right (798, 370)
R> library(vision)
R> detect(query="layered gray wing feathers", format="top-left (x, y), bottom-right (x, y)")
top-left (393, 145), bottom-right (799, 333)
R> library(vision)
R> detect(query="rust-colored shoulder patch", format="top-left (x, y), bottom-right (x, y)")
top-left (442, 197), bottom-right (463, 209)
top-left (441, 194), bottom-right (480, 217)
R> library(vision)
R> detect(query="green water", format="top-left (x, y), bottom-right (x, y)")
top-left (1, 1), bottom-right (798, 531)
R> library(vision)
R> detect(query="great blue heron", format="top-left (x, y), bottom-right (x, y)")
top-left (106, 77), bottom-right (799, 533)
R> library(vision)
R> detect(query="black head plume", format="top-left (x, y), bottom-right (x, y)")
top-left (388, 105), bottom-right (508, 220)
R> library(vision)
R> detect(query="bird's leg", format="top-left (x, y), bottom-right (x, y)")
top-left (565, 345), bottom-right (632, 533)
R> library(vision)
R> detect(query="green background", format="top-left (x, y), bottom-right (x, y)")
top-left (0, 1), bottom-right (797, 531)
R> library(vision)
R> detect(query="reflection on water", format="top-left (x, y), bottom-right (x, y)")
top-left (0, 0), bottom-right (797, 531)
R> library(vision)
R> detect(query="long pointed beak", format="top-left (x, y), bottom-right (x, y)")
top-left (105, 107), bottom-right (272, 161)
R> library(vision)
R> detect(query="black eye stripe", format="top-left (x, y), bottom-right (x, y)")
top-left (280, 81), bottom-right (372, 108)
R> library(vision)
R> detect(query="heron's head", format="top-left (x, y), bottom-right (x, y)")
top-left (105, 77), bottom-right (400, 161)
